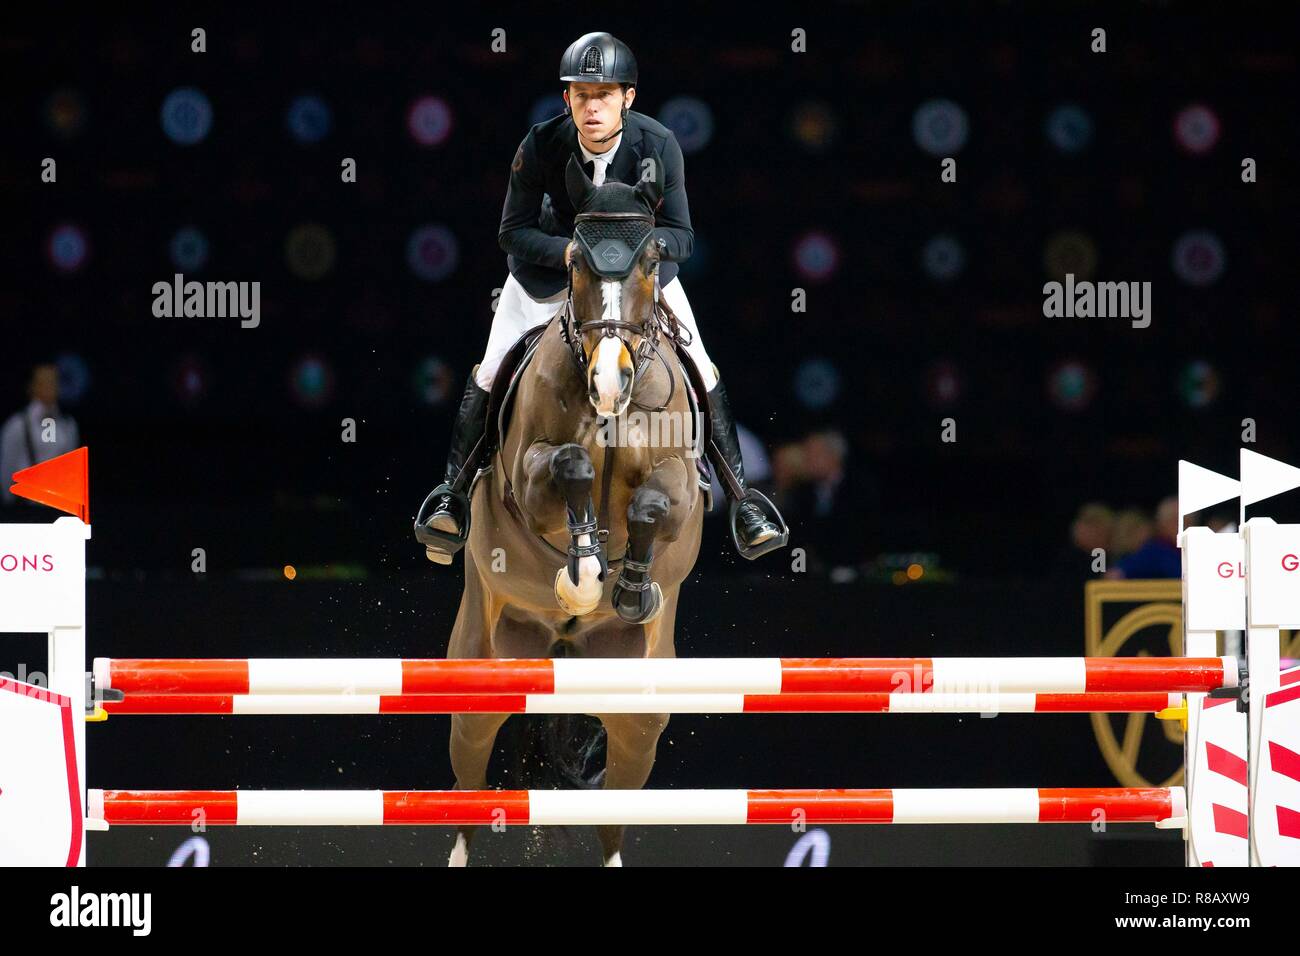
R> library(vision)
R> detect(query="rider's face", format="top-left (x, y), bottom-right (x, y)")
top-left (566, 82), bottom-right (634, 148)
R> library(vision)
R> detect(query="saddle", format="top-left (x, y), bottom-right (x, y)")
top-left (484, 322), bottom-right (547, 486)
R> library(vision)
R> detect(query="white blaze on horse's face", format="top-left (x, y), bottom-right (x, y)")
top-left (588, 280), bottom-right (634, 417)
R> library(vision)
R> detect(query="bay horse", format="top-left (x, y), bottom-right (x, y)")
top-left (445, 157), bottom-right (704, 866)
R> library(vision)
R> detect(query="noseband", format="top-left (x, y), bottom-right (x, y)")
top-left (560, 210), bottom-right (689, 408)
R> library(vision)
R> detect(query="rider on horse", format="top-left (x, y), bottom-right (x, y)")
top-left (416, 31), bottom-right (788, 562)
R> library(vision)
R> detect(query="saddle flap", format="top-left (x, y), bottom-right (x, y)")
top-left (669, 340), bottom-right (711, 460)
top-left (489, 323), bottom-right (549, 465)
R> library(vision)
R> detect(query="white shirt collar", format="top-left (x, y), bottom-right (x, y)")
top-left (578, 130), bottom-right (622, 167)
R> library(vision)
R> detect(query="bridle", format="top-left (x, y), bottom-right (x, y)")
top-left (559, 209), bottom-right (690, 412)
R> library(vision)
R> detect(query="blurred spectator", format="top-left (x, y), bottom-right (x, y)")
top-left (1110, 508), bottom-right (1153, 559)
top-left (1, 364), bottom-right (79, 507)
top-left (1206, 508), bottom-right (1238, 534)
top-left (1052, 502), bottom-right (1114, 577)
top-left (775, 429), bottom-right (872, 569)
top-left (1108, 496), bottom-right (1181, 579)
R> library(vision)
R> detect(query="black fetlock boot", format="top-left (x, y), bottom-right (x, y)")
top-left (706, 377), bottom-right (789, 560)
top-left (414, 372), bottom-right (491, 564)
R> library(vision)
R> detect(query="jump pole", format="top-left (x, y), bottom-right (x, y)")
top-left (102, 691), bottom-right (1184, 716)
top-left (94, 656), bottom-right (1239, 697)
top-left (89, 787), bottom-right (1186, 828)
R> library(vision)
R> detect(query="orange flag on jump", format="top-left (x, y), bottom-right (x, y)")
top-left (9, 446), bottom-right (89, 522)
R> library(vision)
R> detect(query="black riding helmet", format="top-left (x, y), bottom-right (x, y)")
top-left (559, 32), bottom-right (638, 85)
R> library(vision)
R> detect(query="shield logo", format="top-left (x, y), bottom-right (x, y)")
top-left (1085, 579), bottom-right (1186, 788)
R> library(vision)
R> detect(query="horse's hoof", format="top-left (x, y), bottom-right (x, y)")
top-left (645, 583), bottom-right (663, 623)
top-left (555, 567), bottom-right (600, 616)
top-left (448, 833), bottom-right (469, 867)
top-left (425, 547), bottom-right (453, 565)
top-left (614, 582), bottom-right (662, 625)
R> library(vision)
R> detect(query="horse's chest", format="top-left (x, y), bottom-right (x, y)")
top-left (574, 417), bottom-right (656, 478)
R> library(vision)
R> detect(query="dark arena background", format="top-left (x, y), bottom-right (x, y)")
top-left (3, 3), bottom-right (1298, 875)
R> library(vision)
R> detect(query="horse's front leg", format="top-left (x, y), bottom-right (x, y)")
top-left (520, 441), bottom-right (606, 615)
top-left (612, 457), bottom-right (690, 624)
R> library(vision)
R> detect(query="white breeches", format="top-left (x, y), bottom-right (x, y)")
top-left (476, 273), bottom-right (719, 391)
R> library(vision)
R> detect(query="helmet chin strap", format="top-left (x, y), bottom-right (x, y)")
top-left (591, 105), bottom-right (627, 144)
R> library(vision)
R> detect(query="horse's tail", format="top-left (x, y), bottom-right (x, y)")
top-left (511, 641), bottom-right (607, 790)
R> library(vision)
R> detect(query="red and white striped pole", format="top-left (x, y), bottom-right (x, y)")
top-left (102, 691), bottom-right (1183, 716)
top-left (88, 787), bottom-right (1185, 827)
top-left (95, 656), bottom-right (1238, 697)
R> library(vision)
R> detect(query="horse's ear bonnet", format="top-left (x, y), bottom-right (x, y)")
top-left (567, 157), bottom-right (657, 280)
top-left (573, 215), bottom-right (655, 279)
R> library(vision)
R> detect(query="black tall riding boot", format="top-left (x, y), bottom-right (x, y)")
top-left (707, 377), bottom-right (789, 560)
top-left (414, 372), bottom-right (491, 564)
